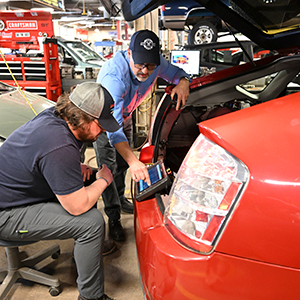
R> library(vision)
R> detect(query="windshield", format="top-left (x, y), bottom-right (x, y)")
top-left (66, 42), bottom-right (105, 62)
top-left (229, 0), bottom-right (300, 35)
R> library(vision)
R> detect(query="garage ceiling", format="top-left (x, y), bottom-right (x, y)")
top-left (1, 0), bottom-right (124, 28)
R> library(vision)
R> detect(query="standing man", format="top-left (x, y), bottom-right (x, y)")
top-left (0, 82), bottom-right (119, 300)
top-left (93, 29), bottom-right (191, 242)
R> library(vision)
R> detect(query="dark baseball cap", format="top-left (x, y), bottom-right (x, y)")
top-left (129, 29), bottom-right (160, 66)
top-left (69, 82), bottom-right (120, 132)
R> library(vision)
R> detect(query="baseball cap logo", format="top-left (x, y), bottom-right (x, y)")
top-left (140, 38), bottom-right (156, 50)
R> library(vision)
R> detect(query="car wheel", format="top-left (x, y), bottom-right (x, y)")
top-left (188, 21), bottom-right (218, 45)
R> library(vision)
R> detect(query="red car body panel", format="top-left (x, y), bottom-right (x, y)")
top-left (200, 94), bottom-right (300, 268)
top-left (135, 200), bottom-right (300, 300)
top-left (139, 144), bottom-right (155, 164)
top-left (136, 93), bottom-right (300, 299)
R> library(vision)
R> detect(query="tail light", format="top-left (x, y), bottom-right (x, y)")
top-left (164, 134), bottom-right (248, 254)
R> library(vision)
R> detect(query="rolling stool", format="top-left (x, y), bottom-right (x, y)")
top-left (0, 239), bottom-right (61, 300)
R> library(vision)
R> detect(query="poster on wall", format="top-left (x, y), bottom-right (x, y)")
top-left (34, 0), bottom-right (65, 11)
top-left (76, 29), bottom-right (88, 41)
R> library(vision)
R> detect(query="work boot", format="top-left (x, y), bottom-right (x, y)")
top-left (102, 239), bottom-right (117, 256)
top-left (78, 293), bottom-right (115, 300)
top-left (109, 219), bottom-right (126, 242)
top-left (120, 196), bottom-right (134, 214)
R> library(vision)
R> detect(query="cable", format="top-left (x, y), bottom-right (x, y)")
top-left (137, 92), bottom-right (155, 112)
top-left (132, 81), bottom-right (157, 151)
top-left (0, 50), bottom-right (37, 116)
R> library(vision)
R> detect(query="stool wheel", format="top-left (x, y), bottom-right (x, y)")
top-left (49, 285), bottom-right (61, 296)
top-left (51, 249), bottom-right (61, 259)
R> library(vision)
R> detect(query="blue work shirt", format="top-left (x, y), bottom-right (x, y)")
top-left (97, 50), bottom-right (189, 146)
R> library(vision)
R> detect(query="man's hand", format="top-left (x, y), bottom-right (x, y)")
top-left (81, 163), bottom-right (93, 182)
top-left (170, 77), bottom-right (190, 110)
top-left (129, 159), bottom-right (150, 185)
top-left (58, 164), bottom-right (113, 216)
top-left (96, 164), bottom-right (113, 186)
top-left (114, 141), bottom-right (150, 185)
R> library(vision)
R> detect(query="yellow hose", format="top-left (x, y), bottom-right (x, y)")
top-left (0, 50), bottom-right (37, 116)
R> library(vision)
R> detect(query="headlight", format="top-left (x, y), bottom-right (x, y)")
top-left (164, 134), bottom-right (249, 254)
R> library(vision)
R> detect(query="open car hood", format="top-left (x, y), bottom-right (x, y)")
top-left (122, 0), bottom-right (300, 51)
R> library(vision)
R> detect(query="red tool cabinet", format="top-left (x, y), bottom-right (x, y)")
top-left (0, 10), bottom-right (62, 101)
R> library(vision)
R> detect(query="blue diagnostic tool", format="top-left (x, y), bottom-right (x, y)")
top-left (135, 161), bottom-right (172, 202)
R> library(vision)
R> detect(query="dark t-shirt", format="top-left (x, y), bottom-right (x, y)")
top-left (0, 107), bottom-right (84, 209)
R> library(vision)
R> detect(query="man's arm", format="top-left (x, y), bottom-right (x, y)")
top-left (157, 55), bottom-right (191, 110)
top-left (114, 141), bottom-right (150, 185)
top-left (56, 164), bottom-right (113, 216)
top-left (170, 77), bottom-right (190, 110)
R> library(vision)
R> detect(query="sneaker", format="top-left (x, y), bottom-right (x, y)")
top-left (102, 239), bottom-right (117, 256)
top-left (78, 294), bottom-right (115, 300)
top-left (109, 219), bottom-right (126, 242)
top-left (120, 196), bottom-right (134, 214)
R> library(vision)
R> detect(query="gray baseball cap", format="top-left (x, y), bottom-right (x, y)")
top-left (69, 82), bottom-right (120, 132)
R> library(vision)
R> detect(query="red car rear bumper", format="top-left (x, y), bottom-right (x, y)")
top-left (134, 197), bottom-right (300, 300)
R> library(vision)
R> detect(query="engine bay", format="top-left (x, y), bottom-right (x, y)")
top-left (154, 54), bottom-right (300, 177)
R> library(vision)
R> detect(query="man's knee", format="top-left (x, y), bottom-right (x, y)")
top-left (88, 208), bottom-right (105, 227)
top-left (76, 208), bottom-right (105, 240)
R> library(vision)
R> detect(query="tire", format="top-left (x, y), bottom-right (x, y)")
top-left (188, 21), bottom-right (218, 45)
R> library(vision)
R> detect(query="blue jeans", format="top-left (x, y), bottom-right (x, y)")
top-left (0, 202), bottom-right (105, 299)
top-left (93, 117), bottom-right (133, 221)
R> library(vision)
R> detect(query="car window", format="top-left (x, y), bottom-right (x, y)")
top-left (202, 47), bottom-right (245, 66)
top-left (237, 71), bottom-right (300, 99)
top-left (239, 73), bottom-right (276, 93)
top-left (58, 45), bottom-right (72, 59)
top-left (65, 42), bottom-right (105, 61)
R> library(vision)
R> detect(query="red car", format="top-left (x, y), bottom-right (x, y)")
top-left (122, 0), bottom-right (300, 299)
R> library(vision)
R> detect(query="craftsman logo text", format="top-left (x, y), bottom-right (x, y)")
top-left (7, 21), bottom-right (38, 30)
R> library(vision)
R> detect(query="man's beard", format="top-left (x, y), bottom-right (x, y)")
top-left (136, 72), bottom-right (149, 82)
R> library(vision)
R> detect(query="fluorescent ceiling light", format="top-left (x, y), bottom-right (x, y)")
top-left (31, 7), bottom-right (54, 12)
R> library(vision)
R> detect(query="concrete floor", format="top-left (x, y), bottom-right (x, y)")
top-left (0, 147), bottom-right (144, 300)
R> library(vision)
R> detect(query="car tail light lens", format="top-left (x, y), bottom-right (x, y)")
top-left (164, 134), bottom-right (248, 254)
